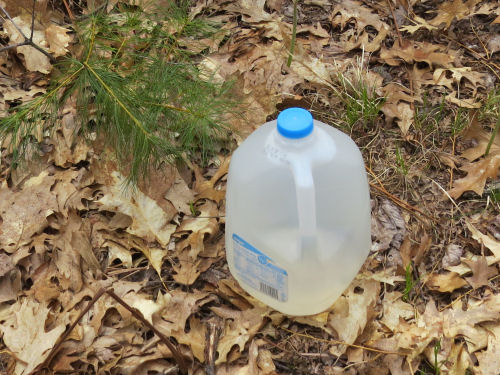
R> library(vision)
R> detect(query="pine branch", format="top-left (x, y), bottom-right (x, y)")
top-left (0, 1), bottom-right (238, 184)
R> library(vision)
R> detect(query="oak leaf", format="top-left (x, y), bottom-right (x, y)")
top-left (428, 0), bottom-right (481, 29)
top-left (328, 279), bottom-right (380, 356)
top-left (380, 40), bottom-right (455, 68)
top-left (427, 272), bottom-right (467, 292)
top-left (330, 0), bottom-right (389, 52)
top-left (0, 171), bottom-right (58, 253)
top-left (45, 24), bottom-right (71, 57)
top-left (3, 17), bottom-right (52, 74)
top-left (475, 324), bottom-right (500, 375)
top-left (449, 122), bottom-right (500, 198)
top-left (97, 170), bottom-right (177, 246)
top-left (463, 257), bottom-right (497, 289)
top-left (0, 298), bottom-right (67, 375)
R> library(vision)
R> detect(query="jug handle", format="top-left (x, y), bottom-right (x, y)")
top-left (290, 159), bottom-right (317, 257)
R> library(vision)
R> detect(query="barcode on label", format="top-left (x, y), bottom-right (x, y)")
top-left (260, 282), bottom-right (279, 300)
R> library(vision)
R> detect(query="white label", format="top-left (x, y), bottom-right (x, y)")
top-left (232, 233), bottom-right (288, 302)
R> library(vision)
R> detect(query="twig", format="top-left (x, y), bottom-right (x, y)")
top-left (34, 288), bottom-right (189, 375)
top-left (205, 319), bottom-right (222, 375)
top-left (366, 165), bottom-right (437, 222)
top-left (439, 274), bottom-right (500, 312)
top-left (0, 1), bottom-right (56, 63)
top-left (441, 32), bottom-right (500, 82)
top-left (29, 0), bottom-right (35, 41)
top-left (386, 0), bottom-right (403, 46)
top-left (287, 0), bottom-right (298, 67)
top-left (33, 288), bottom-right (107, 374)
top-left (62, 0), bottom-right (75, 21)
top-left (281, 327), bottom-right (406, 356)
top-left (106, 289), bottom-right (188, 373)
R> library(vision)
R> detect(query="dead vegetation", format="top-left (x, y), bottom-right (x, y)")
top-left (0, 0), bottom-right (500, 374)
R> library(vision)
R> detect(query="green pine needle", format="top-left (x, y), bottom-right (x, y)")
top-left (0, 1), bottom-right (238, 183)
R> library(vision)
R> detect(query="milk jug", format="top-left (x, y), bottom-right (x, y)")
top-left (225, 108), bottom-right (371, 315)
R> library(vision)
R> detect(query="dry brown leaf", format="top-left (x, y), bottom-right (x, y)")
top-left (379, 83), bottom-right (415, 135)
top-left (153, 290), bottom-right (214, 335)
top-left (173, 316), bottom-right (207, 362)
top-left (400, 16), bottom-right (437, 33)
top-left (449, 154), bottom-right (500, 198)
top-left (428, 0), bottom-right (481, 29)
top-left (330, 0), bottom-right (389, 52)
top-left (371, 198), bottom-right (406, 252)
top-left (380, 291), bottom-right (414, 332)
top-left (257, 347), bottom-right (276, 374)
top-left (328, 279), bottom-right (380, 356)
top-left (433, 67), bottom-right (485, 91)
top-left (0, 298), bottom-right (67, 375)
top-left (97, 170), bottom-right (177, 246)
top-left (211, 305), bottom-right (271, 364)
top-left (164, 169), bottom-right (194, 215)
top-left (400, 232), bottom-right (431, 268)
top-left (465, 223), bottom-right (500, 262)
top-left (463, 257), bottom-right (497, 289)
top-left (449, 121), bottom-right (500, 198)
top-left (0, 171), bottom-right (58, 253)
top-left (427, 272), bottom-right (468, 292)
top-left (475, 324), bottom-right (500, 375)
top-left (172, 200), bottom-right (219, 284)
top-left (448, 342), bottom-right (472, 375)
top-left (3, 17), bottom-right (52, 74)
top-left (380, 40), bottom-right (455, 68)
top-left (45, 24), bottom-right (71, 57)
top-left (442, 243), bottom-right (464, 268)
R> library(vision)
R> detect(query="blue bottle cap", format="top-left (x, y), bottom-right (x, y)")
top-left (277, 107), bottom-right (314, 139)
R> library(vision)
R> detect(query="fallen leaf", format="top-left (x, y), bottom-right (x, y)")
top-left (463, 257), bottom-right (497, 289)
top-left (330, 0), bottom-right (389, 52)
top-left (400, 232), bottom-right (431, 268)
top-left (0, 298), bottom-right (67, 375)
top-left (442, 243), bottom-right (464, 268)
top-left (475, 324), bottom-right (500, 375)
top-left (428, 0), bottom-right (481, 29)
top-left (45, 24), bottom-right (71, 57)
top-left (164, 169), bottom-right (195, 215)
top-left (0, 171), bottom-right (57, 253)
top-left (380, 291), bottom-right (414, 332)
top-left (380, 40), bottom-right (455, 68)
top-left (153, 290), bottom-right (215, 335)
top-left (371, 198), bottom-right (406, 252)
top-left (211, 305), bottom-right (271, 364)
top-left (172, 200), bottom-right (219, 285)
top-left (328, 279), bottom-right (380, 356)
top-left (97, 170), bottom-right (177, 246)
top-left (427, 272), bottom-right (468, 292)
top-left (400, 16), bottom-right (437, 33)
top-left (448, 154), bottom-right (500, 198)
top-left (3, 17), bottom-right (52, 74)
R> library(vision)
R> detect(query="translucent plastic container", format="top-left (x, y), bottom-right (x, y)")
top-left (225, 108), bottom-right (371, 316)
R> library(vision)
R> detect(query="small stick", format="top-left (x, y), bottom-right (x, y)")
top-left (61, 0), bottom-right (75, 21)
top-left (106, 289), bottom-right (188, 374)
top-left (34, 288), bottom-right (189, 375)
top-left (0, 2), bottom-right (56, 63)
top-left (204, 320), bottom-right (222, 375)
top-left (33, 288), bottom-right (107, 373)
top-left (386, 0), bottom-right (403, 46)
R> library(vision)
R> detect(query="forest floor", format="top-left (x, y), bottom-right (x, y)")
top-left (0, 0), bottom-right (500, 374)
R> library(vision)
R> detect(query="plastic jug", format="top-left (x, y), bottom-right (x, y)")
top-left (225, 108), bottom-right (371, 316)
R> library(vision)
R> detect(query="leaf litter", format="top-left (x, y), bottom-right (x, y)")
top-left (0, 0), bottom-right (500, 374)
